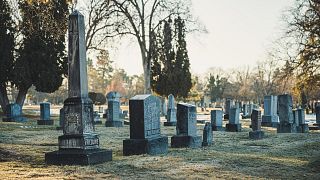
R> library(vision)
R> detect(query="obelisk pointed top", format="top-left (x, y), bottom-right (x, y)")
top-left (68, 8), bottom-right (88, 98)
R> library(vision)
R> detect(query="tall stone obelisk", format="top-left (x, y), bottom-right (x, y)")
top-left (45, 10), bottom-right (112, 165)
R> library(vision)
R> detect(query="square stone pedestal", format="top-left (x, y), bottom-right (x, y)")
top-left (37, 120), bottom-right (54, 125)
top-left (212, 125), bottom-right (224, 131)
top-left (164, 121), bottom-right (176, 126)
top-left (277, 122), bottom-right (296, 133)
top-left (249, 131), bottom-right (265, 140)
top-left (123, 136), bottom-right (168, 156)
top-left (171, 135), bottom-right (202, 148)
top-left (226, 124), bottom-right (242, 132)
top-left (45, 149), bottom-right (112, 165)
top-left (105, 121), bottom-right (123, 127)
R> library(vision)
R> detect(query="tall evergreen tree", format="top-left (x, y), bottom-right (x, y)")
top-left (0, 0), bottom-right (15, 113)
top-left (13, 0), bottom-right (68, 106)
top-left (151, 16), bottom-right (192, 98)
top-left (0, 0), bottom-right (69, 112)
top-left (174, 16), bottom-right (192, 98)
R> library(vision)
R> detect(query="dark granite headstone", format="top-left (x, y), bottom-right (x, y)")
top-left (45, 10), bottom-right (112, 165)
top-left (277, 94), bottom-right (296, 133)
top-left (2, 103), bottom-right (27, 122)
top-left (37, 102), bottom-right (54, 125)
top-left (226, 108), bottom-right (241, 132)
top-left (164, 94), bottom-right (177, 126)
top-left (171, 103), bottom-right (201, 148)
top-left (123, 94), bottom-right (168, 155)
top-left (211, 110), bottom-right (224, 131)
top-left (262, 95), bottom-right (279, 127)
top-left (224, 98), bottom-right (233, 119)
top-left (202, 122), bottom-right (213, 146)
top-left (249, 109), bottom-right (264, 139)
top-left (105, 91), bottom-right (123, 127)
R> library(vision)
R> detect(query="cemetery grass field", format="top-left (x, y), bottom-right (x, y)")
top-left (0, 109), bottom-right (319, 179)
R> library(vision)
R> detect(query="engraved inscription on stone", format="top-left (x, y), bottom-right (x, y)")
top-left (188, 110), bottom-right (197, 136)
top-left (84, 138), bottom-right (99, 146)
top-left (65, 113), bottom-right (81, 134)
top-left (60, 138), bottom-right (81, 149)
top-left (83, 104), bottom-right (94, 133)
top-left (145, 101), bottom-right (160, 138)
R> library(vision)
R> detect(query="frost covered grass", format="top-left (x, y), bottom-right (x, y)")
top-left (0, 110), bottom-right (319, 179)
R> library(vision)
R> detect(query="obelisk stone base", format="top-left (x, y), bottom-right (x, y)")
top-left (171, 135), bottom-right (202, 148)
top-left (45, 149), bottom-right (112, 165)
top-left (123, 136), bottom-right (168, 156)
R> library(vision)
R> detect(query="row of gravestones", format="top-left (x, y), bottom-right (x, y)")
top-left (213, 94), bottom-right (316, 135)
top-left (123, 94), bottom-right (212, 156)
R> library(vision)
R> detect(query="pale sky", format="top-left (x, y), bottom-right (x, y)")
top-left (111, 0), bottom-right (295, 75)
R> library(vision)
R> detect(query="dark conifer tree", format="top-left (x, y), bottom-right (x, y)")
top-left (0, 0), bottom-right (15, 113)
top-left (13, 0), bottom-right (69, 106)
top-left (151, 16), bottom-right (192, 98)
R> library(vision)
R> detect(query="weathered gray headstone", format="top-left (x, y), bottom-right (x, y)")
top-left (211, 110), bottom-right (224, 131)
top-left (277, 94), bottom-right (296, 133)
top-left (249, 109), bottom-right (264, 139)
top-left (37, 102), bottom-right (54, 125)
top-left (296, 108), bottom-right (309, 133)
top-left (45, 10), bottom-right (112, 165)
top-left (171, 103), bottom-right (201, 148)
top-left (224, 98), bottom-right (233, 119)
top-left (2, 103), bottom-right (27, 122)
top-left (242, 104), bottom-right (248, 117)
top-left (226, 107), bottom-right (241, 132)
top-left (105, 91), bottom-right (123, 127)
top-left (202, 122), bottom-right (213, 146)
top-left (123, 94), bottom-right (168, 155)
top-left (162, 99), bottom-right (167, 117)
top-left (164, 94), bottom-right (177, 126)
top-left (262, 95), bottom-right (279, 127)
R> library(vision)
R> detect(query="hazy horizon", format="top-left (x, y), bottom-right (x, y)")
top-left (110, 0), bottom-right (295, 76)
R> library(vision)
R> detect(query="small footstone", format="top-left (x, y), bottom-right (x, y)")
top-left (249, 131), bottom-right (264, 140)
top-left (37, 120), bottom-right (54, 125)
top-left (226, 124), bottom-right (242, 132)
top-left (164, 121), bottom-right (176, 126)
top-left (212, 125), bottom-right (224, 131)
top-left (45, 149), bottom-right (112, 165)
top-left (171, 135), bottom-right (202, 148)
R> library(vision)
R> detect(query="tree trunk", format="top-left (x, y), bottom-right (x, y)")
top-left (0, 84), bottom-right (9, 114)
top-left (143, 61), bottom-right (151, 94)
top-left (15, 86), bottom-right (29, 108)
